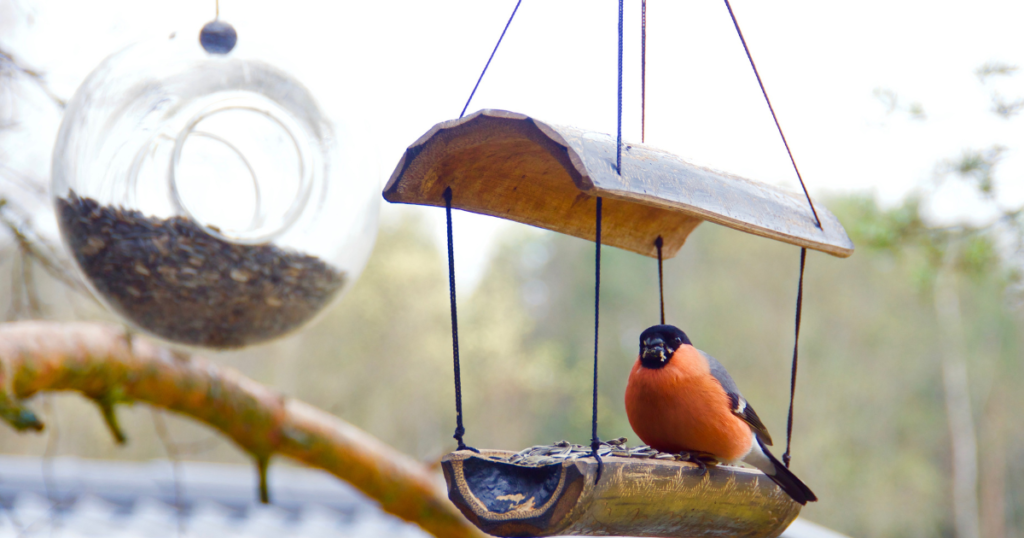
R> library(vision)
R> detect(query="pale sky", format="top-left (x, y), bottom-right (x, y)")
top-left (2, 0), bottom-right (1023, 290)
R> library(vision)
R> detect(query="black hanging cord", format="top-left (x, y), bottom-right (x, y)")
top-left (443, 188), bottom-right (474, 452)
top-left (655, 236), bottom-right (664, 324)
top-left (589, 197), bottom-right (604, 482)
top-left (641, 0), bottom-right (647, 143)
top-left (782, 248), bottom-right (807, 468)
top-left (721, 0), bottom-right (822, 230)
top-left (459, 0), bottom-right (523, 119)
top-left (724, 1), bottom-right (819, 465)
top-left (644, 7), bottom-right (663, 327)
top-left (445, 2), bottom-right (524, 452)
top-left (616, 0), bottom-right (624, 174)
top-left (588, 0), bottom-right (622, 482)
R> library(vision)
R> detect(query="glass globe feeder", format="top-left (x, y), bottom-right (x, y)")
top-left (52, 22), bottom-right (379, 349)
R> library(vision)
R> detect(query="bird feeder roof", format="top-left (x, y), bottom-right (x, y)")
top-left (384, 109), bottom-right (854, 259)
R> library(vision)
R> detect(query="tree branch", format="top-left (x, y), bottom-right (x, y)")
top-left (0, 320), bottom-right (482, 538)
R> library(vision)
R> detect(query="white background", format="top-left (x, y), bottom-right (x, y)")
top-left (2, 0), bottom-right (1022, 289)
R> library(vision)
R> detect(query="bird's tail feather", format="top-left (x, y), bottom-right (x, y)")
top-left (758, 439), bottom-right (817, 505)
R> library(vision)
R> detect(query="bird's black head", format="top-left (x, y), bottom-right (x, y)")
top-left (639, 325), bottom-right (691, 369)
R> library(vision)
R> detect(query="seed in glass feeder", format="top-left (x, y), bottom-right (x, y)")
top-left (200, 20), bottom-right (238, 54)
top-left (58, 192), bottom-right (347, 348)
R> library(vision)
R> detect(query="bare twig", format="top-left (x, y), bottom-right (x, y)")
top-left (0, 47), bottom-right (66, 108)
top-left (19, 250), bottom-right (42, 317)
top-left (0, 200), bottom-right (91, 297)
top-left (0, 163), bottom-right (47, 198)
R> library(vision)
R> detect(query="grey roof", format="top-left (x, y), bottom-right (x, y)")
top-left (0, 455), bottom-right (847, 538)
top-left (0, 455), bottom-right (430, 537)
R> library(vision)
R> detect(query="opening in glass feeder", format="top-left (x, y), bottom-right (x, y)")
top-left (52, 26), bottom-right (379, 349)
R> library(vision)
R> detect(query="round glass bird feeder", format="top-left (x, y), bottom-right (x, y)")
top-left (52, 24), bottom-right (379, 349)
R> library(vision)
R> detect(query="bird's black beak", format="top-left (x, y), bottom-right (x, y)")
top-left (641, 336), bottom-right (668, 365)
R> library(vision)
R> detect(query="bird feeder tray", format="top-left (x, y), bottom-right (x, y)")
top-left (442, 449), bottom-right (801, 538)
top-left (384, 109), bottom-right (853, 259)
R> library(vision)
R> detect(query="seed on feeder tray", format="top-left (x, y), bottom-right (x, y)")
top-left (496, 440), bottom-right (687, 467)
top-left (229, 269), bottom-right (251, 283)
top-left (57, 192), bottom-right (346, 348)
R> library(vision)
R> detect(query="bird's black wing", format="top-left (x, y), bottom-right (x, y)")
top-left (699, 350), bottom-right (774, 446)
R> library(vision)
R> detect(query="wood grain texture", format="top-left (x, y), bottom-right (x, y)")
top-left (384, 109), bottom-right (853, 259)
top-left (442, 450), bottom-right (801, 538)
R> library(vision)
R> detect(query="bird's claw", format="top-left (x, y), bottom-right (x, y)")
top-left (677, 451), bottom-right (716, 476)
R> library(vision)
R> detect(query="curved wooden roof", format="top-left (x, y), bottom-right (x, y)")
top-left (384, 109), bottom-right (853, 259)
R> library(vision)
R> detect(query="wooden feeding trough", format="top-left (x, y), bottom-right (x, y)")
top-left (384, 109), bottom-right (853, 260)
top-left (442, 450), bottom-right (802, 538)
top-left (384, 109), bottom-right (853, 538)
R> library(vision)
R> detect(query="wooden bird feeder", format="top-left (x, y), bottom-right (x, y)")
top-left (383, 109), bottom-right (854, 538)
top-left (384, 109), bottom-right (853, 260)
top-left (442, 450), bottom-right (802, 538)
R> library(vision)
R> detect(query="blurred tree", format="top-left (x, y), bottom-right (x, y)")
top-left (854, 64), bottom-right (1022, 538)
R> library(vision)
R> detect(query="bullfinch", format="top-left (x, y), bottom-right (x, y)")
top-left (624, 324), bottom-right (817, 505)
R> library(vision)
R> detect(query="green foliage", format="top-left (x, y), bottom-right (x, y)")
top-left (946, 146), bottom-right (1006, 197)
top-left (842, 195), bottom-right (925, 252)
top-left (873, 87), bottom-right (927, 120)
top-left (976, 62), bottom-right (1019, 82)
top-left (959, 233), bottom-right (999, 278)
top-left (840, 194), bottom-right (1008, 291)
top-left (976, 62), bottom-right (1023, 118)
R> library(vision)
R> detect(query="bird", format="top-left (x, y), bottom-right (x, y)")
top-left (624, 324), bottom-right (817, 505)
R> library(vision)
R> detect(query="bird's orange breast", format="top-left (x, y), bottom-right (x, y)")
top-left (624, 346), bottom-right (752, 462)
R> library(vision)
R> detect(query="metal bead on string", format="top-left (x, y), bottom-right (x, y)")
top-left (200, 1), bottom-right (237, 54)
